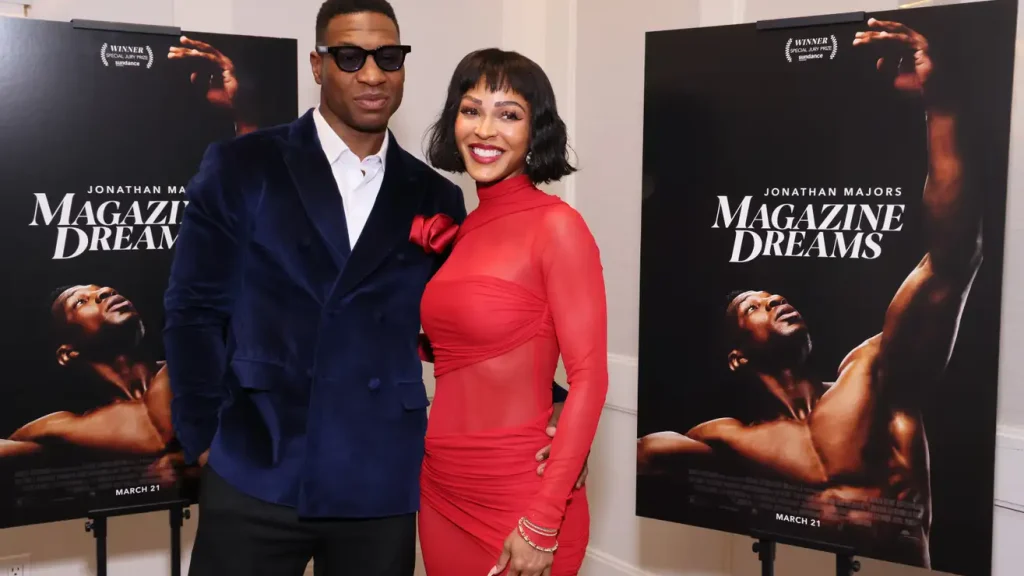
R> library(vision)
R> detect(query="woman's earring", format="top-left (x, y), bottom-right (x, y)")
top-left (526, 151), bottom-right (533, 165)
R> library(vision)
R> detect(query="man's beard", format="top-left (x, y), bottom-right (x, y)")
top-left (348, 116), bottom-right (389, 133)
top-left (751, 331), bottom-right (813, 370)
top-left (78, 319), bottom-right (145, 361)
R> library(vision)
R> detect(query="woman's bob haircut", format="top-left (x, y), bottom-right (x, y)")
top-left (424, 48), bottom-right (576, 185)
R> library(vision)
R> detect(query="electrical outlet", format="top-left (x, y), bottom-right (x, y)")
top-left (0, 554), bottom-right (29, 576)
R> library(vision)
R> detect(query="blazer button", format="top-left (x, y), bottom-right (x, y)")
top-left (396, 252), bottom-right (406, 262)
top-left (374, 311), bottom-right (384, 323)
top-left (300, 236), bottom-right (312, 249)
top-left (368, 378), bottom-right (381, 391)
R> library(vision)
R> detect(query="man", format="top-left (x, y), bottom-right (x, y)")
top-left (6, 285), bottom-right (178, 478)
top-left (164, 1), bottom-right (576, 575)
top-left (636, 19), bottom-right (976, 569)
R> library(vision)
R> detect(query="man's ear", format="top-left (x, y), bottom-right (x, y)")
top-left (310, 50), bottom-right (323, 85)
top-left (727, 349), bottom-right (747, 372)
top-left (56, 345), bottom-right (78, 367)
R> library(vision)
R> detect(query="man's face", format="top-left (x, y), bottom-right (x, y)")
top-left (53, 285), bottom-right (143, 361)
top-left (727, 290), bottom-right (810, 367)
top-left (311, 12), bottom-right (404, 134)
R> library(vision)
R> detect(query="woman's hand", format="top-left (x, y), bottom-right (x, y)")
top-left (488, 529), bottom-right (554, 576)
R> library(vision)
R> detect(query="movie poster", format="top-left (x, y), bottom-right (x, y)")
top-left (0, 17), bottom-right (296, 528)
top-left (635, 1), bottom-right (1015, 574)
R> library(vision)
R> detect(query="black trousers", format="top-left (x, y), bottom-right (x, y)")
top-left (188, 466), bottom-right (416, 576)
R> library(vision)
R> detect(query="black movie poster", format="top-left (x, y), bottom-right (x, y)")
top-left (0, 17), bottom-right (296, 528)
top-left (635, 1), bottom-right (1016, 574)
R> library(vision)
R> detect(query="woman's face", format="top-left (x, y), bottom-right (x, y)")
top-left (454, 79), bottom-right (531, 184)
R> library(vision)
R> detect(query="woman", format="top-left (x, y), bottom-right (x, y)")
top-left (413, 48), bottom-right (608, 576)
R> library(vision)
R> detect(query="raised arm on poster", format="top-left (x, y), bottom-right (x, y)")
top-left (637, 18), bottom-right (979, 569)
top-left (168, 35), bottom-right (259, 136)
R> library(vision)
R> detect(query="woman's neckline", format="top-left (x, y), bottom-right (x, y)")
top-left (476, 174), bottom-right (534, 202)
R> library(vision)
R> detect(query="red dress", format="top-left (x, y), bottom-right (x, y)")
top-left (417, 174), bottom-right (608, 575)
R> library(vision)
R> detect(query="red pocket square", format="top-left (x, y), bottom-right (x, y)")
top-left (410, 213), bottom-right (458, 254)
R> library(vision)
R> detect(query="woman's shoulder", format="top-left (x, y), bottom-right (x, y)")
top-left (536, 199), bottom-right (591, 237)
top-left (531, 199), bottom-right (599, 256)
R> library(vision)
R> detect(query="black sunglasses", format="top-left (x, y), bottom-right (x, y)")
top-left (316, 45), bottom-right (411, 73)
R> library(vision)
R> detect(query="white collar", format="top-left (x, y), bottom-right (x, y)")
top-left (312, 105), bottom-right (389, 168)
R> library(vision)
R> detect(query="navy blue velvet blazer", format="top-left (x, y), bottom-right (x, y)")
top-left (163, 109), bottom-right (470, 518)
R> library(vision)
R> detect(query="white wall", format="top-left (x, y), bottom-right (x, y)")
top-left (0, 1), bottom-right (25, 17)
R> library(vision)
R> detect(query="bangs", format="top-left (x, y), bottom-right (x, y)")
top-left (452, 49), bottom-right (540, 104)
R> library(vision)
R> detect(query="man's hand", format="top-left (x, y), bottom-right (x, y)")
top-left (853, 18), bottom-right (932, 95)
top-left (168, 36), bottom-right (239, 109)
top-left (146, 452), bottom-right (185, 486)
top-left (536, 423), bottom-right (589, 489)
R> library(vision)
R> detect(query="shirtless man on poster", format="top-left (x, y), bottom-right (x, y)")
top-left (637, 19), bottom-right (978, 568)
top-left (1, 285), bottom-right (186, 485)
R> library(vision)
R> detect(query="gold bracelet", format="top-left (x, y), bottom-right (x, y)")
top-left (520, 516), bottom-right (559, 536)
top-left (517, 521), bottom-right (558, 553)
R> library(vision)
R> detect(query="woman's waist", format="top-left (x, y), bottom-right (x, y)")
top-left (422, 442), bottom-right (546, 503)
top-left (425, 409), bottom-right (550, 444)
top-left (427, 372), bottom-right (554, 423)
top-left (424, 411), bottom-right (551, 471)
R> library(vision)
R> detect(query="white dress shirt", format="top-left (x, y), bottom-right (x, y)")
top-left (312, 105), bottom-right (388, 250)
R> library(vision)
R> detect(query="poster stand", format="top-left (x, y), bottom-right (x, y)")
top-left (86, 499), bottom-right (192, 576)
top-left (751, 531), bottom-right (860, 576)
top-left (65, 19), bottom-right (192, 576)
top-left (752, 539), bottom-right (775, 576)
top-left (746, 11), bottom-right (871, 576)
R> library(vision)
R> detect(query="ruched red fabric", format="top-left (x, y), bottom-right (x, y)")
top-left (418, 174), bottom-right (608, 576)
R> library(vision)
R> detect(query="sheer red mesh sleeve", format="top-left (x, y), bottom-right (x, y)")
top-left (522, 207), bottom-right (609, 533)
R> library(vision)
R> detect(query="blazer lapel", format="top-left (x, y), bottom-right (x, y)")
top-left (280, 110), bottom-right (351, 270)
top-left (333, 132), bottom-right (423, 298)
